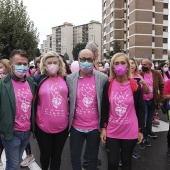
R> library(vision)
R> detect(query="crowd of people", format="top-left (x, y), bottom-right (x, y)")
top-left (0, 42), bottom-right (169, 170)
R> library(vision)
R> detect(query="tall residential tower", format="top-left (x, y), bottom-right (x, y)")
top-left (102, 0), bottom-right (169, 60)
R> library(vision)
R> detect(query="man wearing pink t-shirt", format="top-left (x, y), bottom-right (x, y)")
top-left (66, 49), bottom-right (108, 170)
top-left (140, 57), bottom-right (164, 148)
top-left (0, 50), bottom-right (36, 170)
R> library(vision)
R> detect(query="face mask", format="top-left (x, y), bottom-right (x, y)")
top-left (79, 62), bottom-right (93, 73)
top-left (0, 68), bottom-right (4, 74)
top-left (142, 66), bottom-right (149, 72)
top-left (46, 64), bottom-right (59, 76)
top-left (13, 65), bottom-right (28, 78)
top-left (114, 65), bottom-right (128, 77)
top-left (163, 67), bottom-right (169, 73)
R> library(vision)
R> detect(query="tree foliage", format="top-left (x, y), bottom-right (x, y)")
top-left (0, 0), bottom-right (39, 60)
top-left (72, 42), bottom-right (87, 60)
top-left (64, 52), bottom-right (69, 60)
top-left (104, 40), bottom-right (122, 59)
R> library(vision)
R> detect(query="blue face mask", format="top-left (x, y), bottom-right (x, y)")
top-left (163, 67), bottom-right (168, 73)
top-left (13, 65), bottom-right (28, 78)
top-left (79, 62), bottom-right (93, 73)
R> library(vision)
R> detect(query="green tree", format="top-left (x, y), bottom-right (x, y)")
top-left (72, 42), bottom-right (87, 60)
top-left (0, 0), bottom-right (39, 59)
top-left (35, 48), bottom-right (41, 57)
top-left (104, 40), bottom-right (122, 59)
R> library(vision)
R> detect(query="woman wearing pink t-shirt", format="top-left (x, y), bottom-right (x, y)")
top-left (34, 51), bottom-right (69, 170)
top-left (157, 62), bottom-right (170, 84)
top-left (100, 53), bottom-right (145, 170)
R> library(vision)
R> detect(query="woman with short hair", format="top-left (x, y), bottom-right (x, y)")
top-left (100, 53), bottom-right (145, 170)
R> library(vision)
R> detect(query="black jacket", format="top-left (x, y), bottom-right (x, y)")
top-left (100, 80), bottom-right (145, 133)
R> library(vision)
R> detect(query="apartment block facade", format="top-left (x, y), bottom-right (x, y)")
top-left (40, 21), bottom-right (102, 61)
top-left (74, 21), bottom-right (102, 60)
top-left (52, 22), bottom-right (73, 60)
top-left (102, 0), bottom-right (169, 60)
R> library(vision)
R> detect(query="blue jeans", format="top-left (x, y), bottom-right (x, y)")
top-left (70, 127), bottom-right (100, 170)
top-left (144, 99), bottom-right (155, 139)
top-left (2, 130), bottom-right (31, 170)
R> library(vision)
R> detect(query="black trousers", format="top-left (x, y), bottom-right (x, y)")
top-left (167, 125), bottom-right (170, 148)
top-left (35, 124), bottom-right (68, 170)
top-left (106, 137), bottom-right (137, 170)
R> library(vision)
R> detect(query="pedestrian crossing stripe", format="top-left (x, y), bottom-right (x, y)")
top-left (152, 120), bottom-right (169, 132)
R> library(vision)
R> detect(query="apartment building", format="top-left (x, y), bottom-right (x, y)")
top-left (102, 0), bottom-right (169, 60)
top-left (73, 20), bottom-right (102, 60)
top-left (52, 22), bottom-right (73, 60)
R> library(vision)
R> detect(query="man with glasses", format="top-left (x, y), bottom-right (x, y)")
top-left (67, 49), bottom-right (108, 170)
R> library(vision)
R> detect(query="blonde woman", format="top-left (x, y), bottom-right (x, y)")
top-left (34, 51), bottom-right (69, 170)
top-left (100, 53), bottom-right (145, 170)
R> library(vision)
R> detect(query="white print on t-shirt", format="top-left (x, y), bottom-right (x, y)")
top-left (80, 84), bottom-right (95, 108)
top-left (113, 92), bottom-right (128, 117)
top-left (44, 84), bottom-right (66, 117)
top-left (17, 88), bottom-right (32, 122)
top-left (18, 88), bottom-right (31, 113)
top-left (50, 84), bottom-right (62, 109)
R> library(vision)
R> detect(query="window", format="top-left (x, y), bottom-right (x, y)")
top-left (163, 38), bottom-right (168, 43)
top-left (104, 36), bottom-right (106, 40)
top-left (163, 26), bottom-right (168, 32)
top-left (110, 22), bottom-right (114, 28)
top-left (152, 25), bottom-right (154, 30)
top-left (153, 0), bottom-right (155, 6)
top-left (164, 15), bottom-right (168, 20)
top-left (152, 49), bottom-right (154, 54)
top-left (164, 3), bottom-right (168, 9)
top-left (103, 27), bottom-right (106, 32)
top-left (152, 37), bottom-right (154, 42)
top-left (152, 12), bottom-right (155, 18)
top-left (110, 32), bottom-right (113, 37)
top-left (110, 12), bottom-right (114, 18)
top-left (104, 19), bottom-right (106, 24)
top-left (163, 50), bottom-right (167, 54)
top-left (110, 2), bottom-right (114, 9)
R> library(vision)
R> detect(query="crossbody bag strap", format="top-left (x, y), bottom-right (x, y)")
top-left (49, 78), bottom-right (69, 107)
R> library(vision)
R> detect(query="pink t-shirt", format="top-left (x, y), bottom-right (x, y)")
top-left (106, 80), bottom-right (138, 139)
top-left (36, 76), bottom-right (69, 133)
top-left (143, 73), bottom-right (153, 101)
top-left (72, 75), bottom-right (99, 130)
top-left (163, 74), bottom-right (169, 84)
top-left (11, 79), bottom-right (33, 131)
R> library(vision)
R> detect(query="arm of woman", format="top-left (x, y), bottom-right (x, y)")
top-left (135, 85), bottom-right (145, 143)
top-left (100, 81), bottom-right (110, 143)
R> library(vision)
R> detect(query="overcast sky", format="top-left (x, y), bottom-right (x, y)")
top-left (22, 0), bottom-right (102, 47)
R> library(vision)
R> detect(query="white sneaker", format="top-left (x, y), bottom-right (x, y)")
top-left (20, 154), bottom-right (35, 167)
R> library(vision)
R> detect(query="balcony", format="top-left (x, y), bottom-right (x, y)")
top-left (163, 20), bottom-right (168, 26)
top-left (163, 9), bottom-right (169, 15)
top-left (163, 43), bottom-right (168, 49)
top-left (163, 32), bottom-right (168, 38)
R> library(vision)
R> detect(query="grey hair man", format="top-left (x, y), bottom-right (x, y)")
top-left (67, 49), bottom-right (108, 170)
top-left (85, 42), bottom-right (99, 70)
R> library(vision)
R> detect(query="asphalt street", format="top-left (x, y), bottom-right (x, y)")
top-left (1, 112), bottom-right (169, 170)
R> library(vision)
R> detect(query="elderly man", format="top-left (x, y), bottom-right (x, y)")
top-left (67, 49), bottom-right (108, 170)
top-left (139, 56), bottom-right (164, 149)
top-left (85, 42), bottom-right (99, 71)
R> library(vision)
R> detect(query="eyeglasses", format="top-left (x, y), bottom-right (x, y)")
top-left (79, 58), bottom-right (93, 63)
